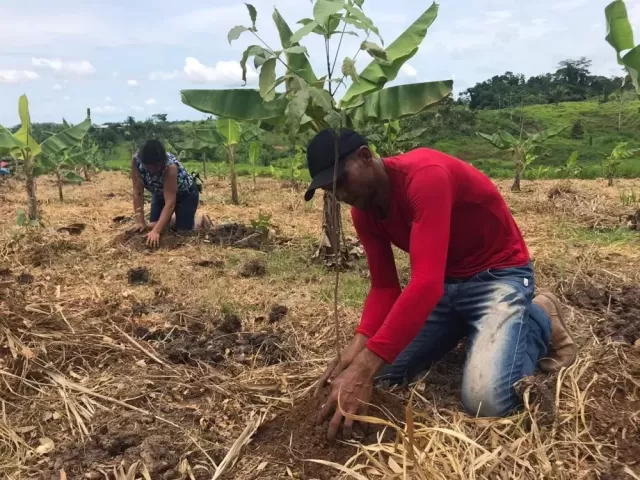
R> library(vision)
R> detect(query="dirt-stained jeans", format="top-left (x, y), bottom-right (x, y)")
top-left (376, 263), bottom-right (552, 417)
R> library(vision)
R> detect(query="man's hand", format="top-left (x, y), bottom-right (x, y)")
top-left (314, 334), bottom-right (368, 397)
top-left (127, 220), bottom-right (147, 233)
top-left (317, 348), bottom-right (385, 441)
top-left (145, 230), bottom-right (161, 247)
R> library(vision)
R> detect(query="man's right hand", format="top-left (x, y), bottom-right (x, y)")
top-left (314, 333), bottom-right (368, 397)
top-left (127, 220), bottom-right (147, 233)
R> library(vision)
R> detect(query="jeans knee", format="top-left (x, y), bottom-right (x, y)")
top-left (461, 383), bottom-right (516, 418)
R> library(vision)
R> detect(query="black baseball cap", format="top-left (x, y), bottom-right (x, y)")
top-left (304, 128), bottom-right (368, 201)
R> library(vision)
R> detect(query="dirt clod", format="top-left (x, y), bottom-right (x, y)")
top-left (57, 223), bottom-right (86, 235)
top-left (16, 272), bottom-right (34, 284)
top-left (128, 267), bottom-right (150, 285)
top-left (218, 313), bottom-right (242, 334)
top-left (112, 215), bottom-right (130, 223)
top-left (268, 304), bottom-right (288, 323)
top-left (195, 259), bottom-right (225, 268)
top-left (240, 258), bottom-right (267, 278)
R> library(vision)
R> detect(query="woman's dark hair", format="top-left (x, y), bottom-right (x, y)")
top-left (139, 139), bottom-right (167, 165)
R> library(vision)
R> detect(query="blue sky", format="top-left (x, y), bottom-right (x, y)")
top-left (0, 0), bottom-right (635, 126)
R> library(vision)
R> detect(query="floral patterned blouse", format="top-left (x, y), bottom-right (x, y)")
top-left (134, 153), bottom-right (194, 196)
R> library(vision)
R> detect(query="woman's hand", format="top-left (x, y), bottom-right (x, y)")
top-left (314, 333), bottom-right (369, 397)
top-left (145, 230), bottom-right (161, 247)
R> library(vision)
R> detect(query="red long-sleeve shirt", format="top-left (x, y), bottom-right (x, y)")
top-left (353, 148), bottom-right (530, 364)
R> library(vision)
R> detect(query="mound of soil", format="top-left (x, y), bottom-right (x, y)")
top-left (250, 389), bottom-right (405, 480)
top-left (565, 284), bottom-right (640, 344)
top-left (28, 239), bottom-right (85, 267)
top-left (16, 272), bottom-right (34, 284)
top-left (56, 222), bottom-right (86, 235)
top-left (40, 412), bottom-right (217, 480)
top-left (208, 223), bottom-right (266, 250)
top-left (194, 259), bottom-right (225, 268)
top-left (268, 304), bottom-right (288, 324)
top-left (218, 313), bottom-right (242, 334)
top-left (128, 267), bottom-right (150, 285)
top-left (548, 182), bottom-right (577, 200)
top-left (240, 259), bottom-right (267, 278)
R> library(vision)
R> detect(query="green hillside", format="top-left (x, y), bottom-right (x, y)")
top-left (417, 99), bottom-right (640, 179)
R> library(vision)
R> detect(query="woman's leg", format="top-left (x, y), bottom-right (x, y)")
top-left (173, 188), bottom-right (199, 231)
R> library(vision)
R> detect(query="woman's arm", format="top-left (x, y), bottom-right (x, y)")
top-left (130, 156), bottom-right (146, 228)
top-left (151, 165), bottom-right (178, 233)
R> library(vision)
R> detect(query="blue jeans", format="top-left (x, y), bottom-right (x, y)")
top-left (150, 186), bottom-right (199, 231)
top-left (376, 263), bottom-right (551, 417)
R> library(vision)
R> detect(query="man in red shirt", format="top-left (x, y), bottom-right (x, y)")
top-left (306, 128), bottom-right (577, 441)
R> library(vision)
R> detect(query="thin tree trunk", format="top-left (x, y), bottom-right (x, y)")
top-left (320, 191), bottom-right (341, 256)
top-left (229, 147), bottom-right (239, 205)
top-left (83, 165), bottom-right (91, 182)
top-left (202, 154), bottom-right (207, 179)
top-left (25, 162), bottom-right (39, 221)
top-left (618, 97), bottom-right (623, 132)
top-left (512, 161), bottom-right (522, 192)
top-left (608, 174), bottom-right (614, 187)
top-left (57, 173), bottom-right (64, 202)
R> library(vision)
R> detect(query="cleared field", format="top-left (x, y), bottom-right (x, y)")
top-left (0, 173), bottom-right (639, 479)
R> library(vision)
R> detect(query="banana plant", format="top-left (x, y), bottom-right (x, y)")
top-left (38, 150), bottom-right (85, 202)
top-left (367, 120), bottom-right (429, 156)
top-left (193, 119), bottom-right (261, 204)
top-left (605, 0), bottom-right (640, 95)
top-left (477, 126), bottom-right (567, 191)
top-left (181, 0), bottom-right (452, 257)
top-left (174, 138), bottom-right (213, 179)
top-left (0, 95), bottom-right (90, 222)
top-left (603, 142), bottom-right (640, 186)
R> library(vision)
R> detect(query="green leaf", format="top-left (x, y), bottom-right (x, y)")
top-left (32, 165), bottom-right (48, 176)
top-left (15, 95), bottom-right (41, 156)
top-left (228, 25), bottom-right (249, 44)
top-left (240, 45), bottom-right (271, 83)
top-left (476, 131), bottom-right (518, 150)
top-left (361, 41), bottom-right (389, 63)
top-left (309, 86), bottom-right (336, 113)
top-left (259, 58), bottom-right (277, 102)
top-left (341, 2), bottom-right (439, 107)
top-left (41, 117), bottom-right (91, 157)
top-left (246, 3), bottom-right (257, 30)
top-left (285, 84), bottom-right (311, 140)
top-left (605, 1), bottom-right (634, 58)
top-left (273, 8), bottom-right (318, 85)
top-left (0, 124), bottom-right (25, 156)
top-left (64, 171), bottom-right (84, 184)
top-left (290, 20), bottom-right (320, 44)
top-left (284, 46), bottom-right (308, 55)
top-left (241, 124), bottom-right (262, 143)
top-left (622, 45), bottom-right (640, 93)
top-left (342, 57), bottom-right (359, 82)
top-left (249, 141), bottom-right (260, 165)
top-left (181, 89), bottom-right (287, 120)
top-left (344, 5), bottom-right (382, 43)
top-left (194, 129), bottom-right (225, 146)
top-left (354, 0), bottom-right (365, 7)
top-left (529, 125), bottom-right (567, 143)
top-left (175, 139), bottom-right (211, 151)
top-left (346, 80), bottom-right (452, 122)
top-left (216, 118), bottom-right (241, 146)
top-left (297, 18), bottom-right (327, 36)
top-left (313, 0), bottom-right (344, 26)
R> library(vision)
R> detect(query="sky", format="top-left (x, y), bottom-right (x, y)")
top-left (1, 0), bottom-right (637, 126)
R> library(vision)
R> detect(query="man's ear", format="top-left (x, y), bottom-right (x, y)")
top-left (356, 146), bottom-right (374, 166)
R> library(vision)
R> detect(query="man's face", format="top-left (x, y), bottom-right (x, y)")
top-left (321, 147), bottom-right (377, 210)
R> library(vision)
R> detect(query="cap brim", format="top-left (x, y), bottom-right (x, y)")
top-left (304, 161), bottom-right (345, 201)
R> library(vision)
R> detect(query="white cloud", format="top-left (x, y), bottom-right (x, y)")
top-left (552, 0), bottom-right (590, 11)
top-left (145, 98), bottom-right (158, 106)
top-left (131, 105), bottom-right (145, 112)
top-left (112, 72), bottom-right (120, 77)
top-left (0, 70), bottom-right (39, 83)
top-left (53, 83), bottom-right (62, 90)
top-left (532, 18), bottom-right (548, 25)
top-left (32, 58), bottom-right (96, 75)
top-left (183, 57), bottom-right (257, 84)
top-left (63, 96), bottom-right (71, 101)
top-left (127, 79), bottom-right (139, 86)
top-left (400, 64), bottom-right (417, 78)
top-left (94, 105), bottom-right (122, 114)
top-left (149, 70), bottom-right (181, 81)
top-left (105, 96), bottom-right (113, 103)
top-left (485, 11), bottom-right (512, 24)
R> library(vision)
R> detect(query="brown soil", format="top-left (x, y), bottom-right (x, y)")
top-left (218, 312), bottom-right (242, 334)
top-left (56, 222), bottom-right (86, 235)
top-left (548, 182), bottom-right (577, 199)
top-left (250, 388), bottom-right (405, 480)
top-left (16, 272), bottom-right (34, 284)
top-left (128, 267), bottom-right (150, 285)
top-left (268, 304), bottom-right (288, 324)
top-left (194, 259), bottom-right (225, 268)
top-left (565, 284), bottom-right (640, 344)
top-left (240, 259), bottom-right (267, 278)
top-left (112, 215), bottom-right (131, 224)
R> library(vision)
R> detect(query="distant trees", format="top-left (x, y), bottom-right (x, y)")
top-left (462, 58), bottom-right (624, 110)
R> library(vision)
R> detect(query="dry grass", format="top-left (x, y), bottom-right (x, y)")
top-left (0, 173), bottom-right (639, 480)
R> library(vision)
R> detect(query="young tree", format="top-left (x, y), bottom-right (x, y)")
top-left (38, 150), bottom-right (85, 202)
top-left (477, 126), bottom-right (567, 191)
top-left (249, 141), bottom-right (261, 188)
top-left (0, 96), bottom-right (90, 221)
top-left (367, 120), bottom-right (428, 156)
top-left (603, 142), bottom-right (640, 186)
top-left (181, 1), bottom-right (452, 257)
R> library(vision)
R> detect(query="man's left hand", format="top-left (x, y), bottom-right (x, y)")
top-left (317, 348), bottom-right (384, 441)
top-left (145, 230), bottom-right (161, 247)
